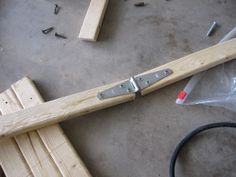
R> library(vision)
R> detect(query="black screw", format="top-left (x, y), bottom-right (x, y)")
top-left (42, 27), bottom-right (54, 34)
top-left (134, 2), bottom-right (146, 7)
top-left (55, 33), bottom-right (67, 39)
top-left (164, 70), bottom-right (169, 75)
top-left (54, 4), bottom-right (61, 15)
top-left (120, 84), bottom-right (124, 88)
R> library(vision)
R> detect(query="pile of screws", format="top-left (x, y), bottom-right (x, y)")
top-left (42, 4), bottom-right (67, 39)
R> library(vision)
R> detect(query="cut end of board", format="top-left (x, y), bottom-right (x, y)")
top-left (78, 33), bottom-right (98, 42)
top-left (78, 0), bottom-right (109, 41)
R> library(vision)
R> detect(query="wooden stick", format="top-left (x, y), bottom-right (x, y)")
top-left (12, 77), bottom-right (92, 177)
top-left (0, 82), bottom-right (135, 138)
top-left (0, 39), bottom-right (236, 138)
top-left (139, 39), bottom-right (236, 95)
top-left (79, 0), bottom-right (109, 41)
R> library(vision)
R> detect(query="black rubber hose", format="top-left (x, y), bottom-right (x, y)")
top-left (169, 122), bottom-right (236, 177)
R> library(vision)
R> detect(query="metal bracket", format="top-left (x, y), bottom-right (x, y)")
top-left (97, 68), bottom-right (173, 100)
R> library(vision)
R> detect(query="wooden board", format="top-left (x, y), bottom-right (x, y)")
top-left (0, 81), bottom-right (135, 138)
top-left (0, 77), bottom-right (91, 177)
top-left (12, 77), bottom-right (92, 177)
top-left (0, 94), bottom-right (33, 177)
top-left (0, 39), bottom-right (236, 137)
top-left (79, 0), bottom-right (109, 41)
top-left (0, 89), bottom-right (60, 177)
top-left (139, 38), bottom-right (236, 95)
top-left (0, 128), bottom-right (33, 177)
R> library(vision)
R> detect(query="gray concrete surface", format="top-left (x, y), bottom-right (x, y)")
top-left (1, 0), bottom-right (236, 177)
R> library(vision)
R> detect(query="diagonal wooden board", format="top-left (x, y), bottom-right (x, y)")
top-left (12, 77), bottom-right (92, 177)
top-left (0, 77), bottom-right (91, 177)
top-left (0, 39), bottom-right (236, 138)
top-left (79, 0), bottom-right (109, 41)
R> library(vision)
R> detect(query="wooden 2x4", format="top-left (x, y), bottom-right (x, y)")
top-left (0, 39), bottom-right (236, 138)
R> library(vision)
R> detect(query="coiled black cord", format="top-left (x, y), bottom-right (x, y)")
top-left (169, 122), bottom-right (236, 177)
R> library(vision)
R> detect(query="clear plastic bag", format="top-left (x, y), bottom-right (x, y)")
top-left (176, 27), bottom-right (236, 112)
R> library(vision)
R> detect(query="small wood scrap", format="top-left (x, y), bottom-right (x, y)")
top-left (79, 0), bottom-right (109, 41)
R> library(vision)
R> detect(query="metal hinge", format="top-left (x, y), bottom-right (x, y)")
top-left (97, 68), bottom-right (173, 100)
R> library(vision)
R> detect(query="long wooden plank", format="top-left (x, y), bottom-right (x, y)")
top-left (0, 81), bottom-right (135, 138)
top-left (0, 89), bottom-right (61, 177)
top-left (0, 94), bottom-right (33, 177)
top-left (139, 39), bottom-right (236, 95)
top-left (12, 77), bottom-right (92, 177)
top-left (79, 0), bottom-right (109, 41)
top-left (0, 39), bottom-right (236, 138)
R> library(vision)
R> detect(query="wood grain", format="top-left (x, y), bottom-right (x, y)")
top-left (0, 89), bottom-right (60, 177)
top-left (0, 39), bottom-right (236, 138)
top-left (0, 136), bottom-right (32, 177)
top-left (12, 77), bottom-right (92, 177)
top-left (0, 92), bottom-right (33, 177)
top-left (0, 81), bottom-right (135, 138)
top-left (140, 39), bottom-right (236, 95)
top-left (79, 0), bottom-right (109, 41)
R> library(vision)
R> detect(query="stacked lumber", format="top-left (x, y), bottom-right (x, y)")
top-left (0, 77), bottom-right (91, 177)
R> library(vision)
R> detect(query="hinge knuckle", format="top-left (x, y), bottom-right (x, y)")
top-left (97, 68), bottom-right (173, 100)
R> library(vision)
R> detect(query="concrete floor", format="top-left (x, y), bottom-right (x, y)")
top-left (1, 0), bottom-right (236, 176)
